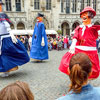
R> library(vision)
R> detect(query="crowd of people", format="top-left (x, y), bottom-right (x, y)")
top-left (15, 34), bottom-right (100, 54)
top-left (15, 35), bottom-right (32, 51)
top-left (15, 34), bottom-right (73, 51)
top-left (47, 35), bottom-right (72, 51)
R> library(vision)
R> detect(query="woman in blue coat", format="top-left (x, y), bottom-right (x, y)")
top-left (0, 1), bottom-right (30, 77)
top-left (30, 13), bottom-right (48, 60)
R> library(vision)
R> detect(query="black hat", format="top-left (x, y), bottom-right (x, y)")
top-left (37, 13), bottom-right (44, 17)
top-left (0, 0), bottom-right (4, 5)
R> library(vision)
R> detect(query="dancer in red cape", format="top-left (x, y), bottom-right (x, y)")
top-left (59, 6), bottom-right (100, 79)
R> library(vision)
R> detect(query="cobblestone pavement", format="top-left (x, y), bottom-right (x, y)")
top-left (0, 50), bottom-right (100, 100)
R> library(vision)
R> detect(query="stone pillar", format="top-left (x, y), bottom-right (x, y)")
top-left (70, 0), bottom-right (72, 13)
top-left (84, 0), bottom-right (87, 7)
top-left (70, 23), bottom-right (72, 36)
top-left (21, 0), bottom-right (25, 12)
top-left (15, 21), bottom-right (17, 30)
top-left (11, 0), bottom-right (16, 11)
top-left (64, 2), bottom-right (66, 13)
top-left (30, 0), bottom-right (33, 6)
top-left (77, 0), bottom-right (81, 13)
top-left (97, 0), bottom-right (100, 14)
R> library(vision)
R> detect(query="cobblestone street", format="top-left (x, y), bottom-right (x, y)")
top-left (0, 50), bottom-right (100, 100)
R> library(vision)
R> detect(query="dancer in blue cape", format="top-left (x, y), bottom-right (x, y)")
top-left (0, 0), bottom-right (30, 77)
top-left (30, 13), bottom-right (48, 61)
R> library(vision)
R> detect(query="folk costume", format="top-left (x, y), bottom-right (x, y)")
top-left (0, 1), bottom-right (30, 77)
top-left (30, 13), bottom-right (48, 60)
top-left (59, 7), bottom-right (100, 79)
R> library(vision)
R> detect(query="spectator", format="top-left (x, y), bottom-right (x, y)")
top-left (98, 39), bottom-right (100, 53)
top-left (24, 35), bottom-right (29, 50)
top-left (53, 38), bottom-right (57, 49)
top-left (48, 39), bottom-right (52, 51)
top-left (57, 38), bottom-right (62, 51)
top-left (68, 36), bottom-right (72, 47)
top-left (57, 53), bottom-right (100, 100)
top-left (29, 35), bottom-right (32, 50)
top-left (0, 81), bottom-right (34, 100)
top-left (20, 35), bottom-right (25, 44)
top-left (64, 36), bottom-right (68, 49)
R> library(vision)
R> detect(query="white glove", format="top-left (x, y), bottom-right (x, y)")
top-left (41, 37), bottom-right (45, 46)
top-left (69, 39), bottom-right (77, 54)
top-left (10, 32), bottom-right (18, 44)
top-left (3, 21), bottom-right (17, 44)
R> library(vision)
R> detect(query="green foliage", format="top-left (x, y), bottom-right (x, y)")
top-left (56, 30), bottom-right (62, 35)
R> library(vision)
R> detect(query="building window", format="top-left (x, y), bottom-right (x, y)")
top-left (66, 0), bottom-right (70, 13)
top-left (34, 0), bottom-right (40, 9)
top-left (80, 0), bottom-right (84, 12)
top-left (87, 0), bottom-right (91, 6)
top-left (46, 0), bottom-right (51, 10)
top-left (61, 0), bottom-right (64, 12)
top-left (93, 0), bottom-right (96, 11)
top-left (5, 0), bottom-right (12, 11)
top-left (16, 0), bottom-right (21, 11)
top-left (72, 0), bottom-right (77, 12)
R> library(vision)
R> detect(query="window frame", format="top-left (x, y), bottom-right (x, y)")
top-left (34, 0), bottom-right (40, 10)
top-left (5, 0), bottom-right (12, 11)
top-left (46, 0), bottom-right (51, 10)
top-left (15, 0), bottom-right (21, 11)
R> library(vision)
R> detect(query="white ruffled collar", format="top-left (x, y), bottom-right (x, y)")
top-left (80, 24), bottom-right (93, 28)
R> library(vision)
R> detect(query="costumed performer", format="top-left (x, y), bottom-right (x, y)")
top-left (0, 0), bottom-right (30, 77)
top-left (59, 6), bottom-right (100, 79)
top-left (30, 13), bottom-right (48, 61)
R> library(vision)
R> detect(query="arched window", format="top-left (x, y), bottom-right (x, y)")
top-left (61, 0), bottom-right (64, 12)
top-left (17, 22), bottom-right (25, 30)
top-left (93, 0), bottom-right (96, 11)
top-left (80, 0), bottom-right (84, 12)
top-left (94, 22), bottom-right (100, 25)
top-left (5, 0), bottom-right (12, 11)
top-left (66, 0), bottom-right (70, 13)
top-left (33, 17), bottom-right (49, 29)
top-left (16, 0), bottom-right (21, 11)
top-left (87, 0), bottom-right (91, 6)
top-left (61, 22), bottom-right (70, 35)
top-left (46, 0), bottom-right (51, 10)
top-left (10, 23), bottom-right (14, 29)
top-left (34, 0), bottom-right (40, 9)
top-left (72, 0), bottom-right (77, 12)
top-left (72, 22), bottom-right (80, 31)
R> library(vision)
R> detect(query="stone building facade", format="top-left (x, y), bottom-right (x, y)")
top-left (3, 0), bottom-right (100, 35)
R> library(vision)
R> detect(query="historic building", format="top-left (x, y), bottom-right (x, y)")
top-left (3, 0), bottom-right (100, 35)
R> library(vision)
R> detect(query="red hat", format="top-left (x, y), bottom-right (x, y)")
top-left (80, 6), bottom-right (96, 17)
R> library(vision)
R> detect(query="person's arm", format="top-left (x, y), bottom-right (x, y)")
top-left (41, 24), bottom-right (45, 46)
top-left (69, 39), bottom-right (77, 54)
top-left (69, 26), bottom-right (79, 54)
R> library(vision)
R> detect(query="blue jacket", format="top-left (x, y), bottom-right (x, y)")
top-left (57, 84), bottom-right (100, 100)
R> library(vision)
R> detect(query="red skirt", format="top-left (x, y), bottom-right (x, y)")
top-left (59, 48), bottom-right (100, 79)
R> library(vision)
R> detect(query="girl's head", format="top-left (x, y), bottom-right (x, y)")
top-left (69, 53), bottom-right (92, 93)
top-left (0, 81), bottom-right (34, 100)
